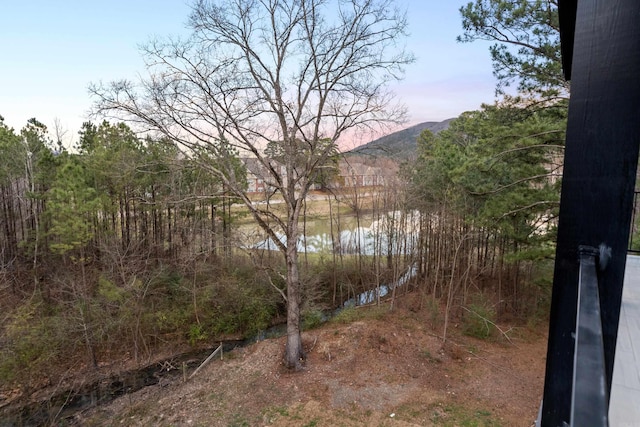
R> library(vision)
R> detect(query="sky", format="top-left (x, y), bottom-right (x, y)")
top-left (0, 1), bottom-right (497, 147)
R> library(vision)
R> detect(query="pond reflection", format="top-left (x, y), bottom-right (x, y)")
top-left (252, 210), bottom-right (421, 256)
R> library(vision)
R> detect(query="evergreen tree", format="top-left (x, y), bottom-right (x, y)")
top-left (437, 103), bottom-right (566, 258)
top-left (0, 117), bottom-right (24, 263)
top-left (407, 103), bottom-right (566, 316)
top-left (459, 0), bottom-right (566, 100)
top-left (47, 158), bottom-right (100, 257)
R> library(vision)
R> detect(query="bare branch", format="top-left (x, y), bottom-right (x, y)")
top-left (90, 0), bottom-right (412, 368)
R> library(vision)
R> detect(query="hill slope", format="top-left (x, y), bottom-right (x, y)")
top-left (349, 118), bottom-right (454, 160)
top-left (79, 295), bottom-right (546, 426)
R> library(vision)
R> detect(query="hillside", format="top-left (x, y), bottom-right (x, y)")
top-left (76, 294), bottom-right (546, 427)
top-left (349, 119), bottom-right (454, 160)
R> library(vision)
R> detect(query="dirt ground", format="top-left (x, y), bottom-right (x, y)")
top-left (74, 293), bottom-right (547, 427)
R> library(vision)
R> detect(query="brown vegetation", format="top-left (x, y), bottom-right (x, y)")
top-left (1, 114), bottom-right (554, 426)
top-left (78, 294), bottom-right (547, 427)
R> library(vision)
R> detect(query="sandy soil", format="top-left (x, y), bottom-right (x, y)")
top-left (76, 294), bottom-right (547, 427)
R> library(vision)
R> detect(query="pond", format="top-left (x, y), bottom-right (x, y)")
top-left (251, 210), bottom-right (421, 256)
top-left (248, 210), bottom-right (422, 308)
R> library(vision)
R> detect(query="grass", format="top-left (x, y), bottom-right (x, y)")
top-left (331, 305), bottom-right (388, 324)
top-left (419, 349), bottom-right (442, 363)
top-left (302, 309), bottom-right (326, 330)
top-left (395, 402), bottom-right (425, 419)
top-left (430, 403), bottom-right (502, 427)
top-left (263, 406), bottom-right (289, 417)
top-left (228, 413), bottom-right (250, 427)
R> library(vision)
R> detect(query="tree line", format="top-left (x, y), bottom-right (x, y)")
top-left (405, 101), bottom-right (566, 336)
top-left (0, 118), bottom-right (238, 280)
top-left (1, 0), bottom-right (569, 410)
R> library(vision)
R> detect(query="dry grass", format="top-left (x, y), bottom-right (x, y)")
top-left (78, 293), bottom-right (547, 427)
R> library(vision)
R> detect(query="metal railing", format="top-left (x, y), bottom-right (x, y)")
top-left (628, 191), bottom-right (640, 252)
top-left (570, 246), bottom-right (609, 426)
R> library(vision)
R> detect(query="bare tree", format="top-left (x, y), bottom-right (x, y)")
top-left (52, 117), bottom-right (68, 151)
top-left (90, 0), bottom-right (412, 369)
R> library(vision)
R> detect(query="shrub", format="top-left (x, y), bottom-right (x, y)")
top-left (188, 323), bottom-right (208, 346)
top-left (0, 302), bottom-right (72, 384)
top-left (331, 305), bottom-right (387, 324)
top-left (462, 296), bottom-right (497, 340)
top-left (302, 309), bottom-right (325, 330)
top-left (194, 258), bottom-right (282, 339)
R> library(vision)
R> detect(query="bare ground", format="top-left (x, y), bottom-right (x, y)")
top-left (74, 293), bottom-right (547, 427)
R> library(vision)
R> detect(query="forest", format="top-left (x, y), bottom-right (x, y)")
top-left (0, 103), bottom-right (566, 396)
top-left (1, 0), bottom-right (569, 421)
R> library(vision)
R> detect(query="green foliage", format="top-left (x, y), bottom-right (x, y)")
top-left (330, 306), bottom-right (361, 324)
top-left (192, 138), bottom-right (247, 194)
top-left (331, 305), bottom-right (387, 325)
top-left (148, 267), bottom-right (184, 297)
top-left (520, 258), bottom-right (554, 323)
top-left (431, 403), bottom-right (501, 426)
top-left (27, 123), bottom-right (67, 213)
top-left (302, 309), bottom-right (325, 330)
top-left (154, 307), bottom-right (192, 335)
top-left (97, 275), bottom-right (126, 303)
top-left (263, 406), bottom-right (290, 420)
top-left (152, 259), bottom-right (281, 339)
top-left (0, 118), bottom-right (62, 260)
top-left (188, 323), bottom-right (208, 346)
top-left (0, 118), bottom-right (23, 182)
top-left (47, 158), bottom-right (101, 255)
top-left (77, 121), bottom-right (149, 216)
top-left (459, 0), bottom-right (565, 100)
top-left (630, 226), bottom-right (640, 252)
top-left (462, 296), bottom-right (497, 340)
top-left (207, 287), bottom-right (276, 338)
top-left (0, 302), bottom-right (71, 384)
top-left (422, 296), bottom-right (441, 327)
top-left (410, 103), bottom-right (565, 257)
top-left (228, 413), bottom-right (250, 427)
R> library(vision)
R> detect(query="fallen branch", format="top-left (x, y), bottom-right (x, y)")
top-left (308, 335), bottom-right (318, 352)
top-left (460, 306), bottom-right (516, 346)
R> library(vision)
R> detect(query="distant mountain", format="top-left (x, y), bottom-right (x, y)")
top-left (348, 118), bottom-right (455, 160)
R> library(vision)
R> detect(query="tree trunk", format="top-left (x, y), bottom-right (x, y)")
top-left (329, 194), bottom-right (337, 306)
top-left (284, 224), bottom-right (304, 369)
top-left (211, 202), bottom-right (217, 257)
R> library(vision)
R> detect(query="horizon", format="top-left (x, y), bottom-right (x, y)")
top-left (0, 1), bottom-right (497, 149)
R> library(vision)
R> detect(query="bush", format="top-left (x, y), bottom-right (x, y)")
top-left (302, 309), bottom-right (325, 330)
top-left (331, 305), bottom-right (387, 324)
top-left (195, 259), bottom-right (281, 339)
top-left (0, 302), bottom-right (72, 385)
top-left (188, 323), bottom-right (208, 345)
top-left (462, 296), bottom-right (497, 340)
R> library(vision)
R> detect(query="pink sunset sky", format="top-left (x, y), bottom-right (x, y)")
top-left (0, 1), bottom-right (496, 148)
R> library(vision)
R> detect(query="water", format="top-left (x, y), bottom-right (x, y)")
top-left (253, 210), bottom-right (421, 308)
top-left (252, 210), bottom-right (422, 256)
top-left (3, 211), bottom-right (423, 425)
top-left (343, 263), bottom-right (418, 307)
top-left (0, 341), bottom-right (245, 426)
